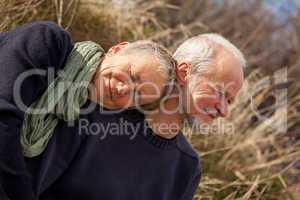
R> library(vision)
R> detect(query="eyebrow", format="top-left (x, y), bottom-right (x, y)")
top-left (225, 91), bottom-right (230, 98)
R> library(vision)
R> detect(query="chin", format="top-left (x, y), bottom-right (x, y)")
top-left (104, 102), bottom-right (130, 110)
top-left (194, 114), bottom-right (214, 124)
top-left (202, 117), bottom-right (214, 124)
top-left (103, 103), bottom-right (120, 110)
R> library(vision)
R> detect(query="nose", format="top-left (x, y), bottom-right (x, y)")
top-left (116, 82), bottom-right (131, 96)
top-left (215, 100), bottom-right (228, 118)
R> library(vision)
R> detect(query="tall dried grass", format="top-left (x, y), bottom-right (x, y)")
top-left (188, 66), bottom-right (300, 199)
top-left (0, 0), bottom-right (299, 199)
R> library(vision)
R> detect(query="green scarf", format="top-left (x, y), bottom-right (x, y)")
top-left (21, 41), bottom-right (105, 157)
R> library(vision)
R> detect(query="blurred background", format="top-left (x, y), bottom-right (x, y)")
top-left (1, 0), bottom-right (299, 199)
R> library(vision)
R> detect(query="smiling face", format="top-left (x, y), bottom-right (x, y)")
top-left (183, 47), bottom-right (244, 124)
top-left (91, 45), bottom-right (167, 109)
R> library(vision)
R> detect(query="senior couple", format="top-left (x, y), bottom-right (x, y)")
top-left (0, 21), bottom-right (245, 200)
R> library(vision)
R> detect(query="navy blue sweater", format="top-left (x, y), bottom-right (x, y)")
top-left (0, 21), bottom-right (201, 200)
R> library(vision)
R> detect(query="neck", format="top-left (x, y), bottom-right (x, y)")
top-left (145, 94), bottom-right (185, 139)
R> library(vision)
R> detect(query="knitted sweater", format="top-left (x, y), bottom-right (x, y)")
top-left (0, 21), bottom-right (201, 200)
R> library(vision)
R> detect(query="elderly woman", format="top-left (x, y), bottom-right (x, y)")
top-left (0, 21), bottom-right (177, 200)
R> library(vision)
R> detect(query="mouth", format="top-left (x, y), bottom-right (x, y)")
top-left (202, 107), bottom-right (218, 119)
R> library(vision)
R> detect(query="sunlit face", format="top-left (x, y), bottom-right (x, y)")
top-left (92, 49), bottom-right (166, 109)
top-left (184, 48), bottom-right (244, 124)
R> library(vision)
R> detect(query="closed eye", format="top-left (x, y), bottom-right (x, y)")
top-left (227, 97), bottom-right (235, 105)
top-left (217, 90), bottom-right (234, 105)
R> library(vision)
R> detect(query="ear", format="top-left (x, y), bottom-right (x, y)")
top-left (107, 41), bottom-right (129, 55)
top-left (176, 62), bottom-right (189, 86)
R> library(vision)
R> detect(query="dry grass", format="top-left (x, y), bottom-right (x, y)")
top-left (188, 67), bottom-right (300, 199)
top-left (1, 0), bottom-right (299, 199)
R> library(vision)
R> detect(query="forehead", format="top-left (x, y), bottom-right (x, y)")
top-left (190, 50), bottom-right (243, 97)
top-left (128, 53), bottom-right (157, 70)
top-left (130, 53), bottom-right (167, 89)
top-left (214, 49), bottom-right (243, 86)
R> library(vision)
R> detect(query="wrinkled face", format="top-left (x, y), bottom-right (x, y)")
top-left (92, 51), bottom-right (166, 109)
top-left (184, 49), bottom-right (244, 124)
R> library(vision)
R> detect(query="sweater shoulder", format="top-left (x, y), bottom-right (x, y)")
top-left (7, 21), bottom-right (73, 71)
top-left (16, 21), bottom-right (68, 38)
top-left (8, 21), bottom-right (73, 51)
top-left (176, 133), bottom-right (199, 161)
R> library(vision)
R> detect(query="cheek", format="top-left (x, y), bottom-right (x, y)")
top-left (192, 94), bottom-right (218, 109)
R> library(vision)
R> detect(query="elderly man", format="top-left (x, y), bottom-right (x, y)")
top-left (0, 21), bottom-right (176, 200)
top-left (145, 33), bottom-right (246, 199)
top-left (148, 34), bottom-right (245, 139)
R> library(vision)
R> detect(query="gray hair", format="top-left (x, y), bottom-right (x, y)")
top-left (121, 40), bottom-right (176, 80)
top-left (120, 40), bottom-right (177, 110)
top-left (173, 33), bottom-right (246, 76)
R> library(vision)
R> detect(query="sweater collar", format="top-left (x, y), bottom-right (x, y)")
top-left (81, 103), bottom-right (178, 149)
top-left (143, 122), bottom-right (178, 149)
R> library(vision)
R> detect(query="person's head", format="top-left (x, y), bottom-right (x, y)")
top-left (174, 34), bottom-right (246, 124)
top-left (91, 40), bottom-right (176, 110)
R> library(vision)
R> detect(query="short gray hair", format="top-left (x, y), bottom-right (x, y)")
top-left (173, 33), bottom-right (246, 76)
top-left (121, 40), bottom-right (176, 81)
top-left (120, 40), bottom-right (177, 110)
